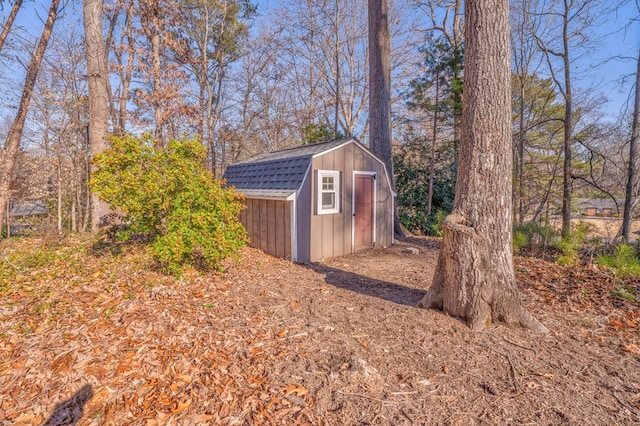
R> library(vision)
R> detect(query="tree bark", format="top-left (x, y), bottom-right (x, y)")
top-left (560, 9), bottom-right (573, 239)
top-left (0, 0), bottom-right (23, 53)
top-left (427, 72), bottom-right (440, 216)
top-left (418, 0), bottom-right (546, 332)
top-left (0, 0), bottom-right (59, 237)
top-left (83, 0), bottom-right (111, 233)
top-left (622, 49), bottom-right (640, 242)
top-left (368, 0), bottom-right (403, 236)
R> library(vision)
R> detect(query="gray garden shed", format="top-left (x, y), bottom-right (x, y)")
top-left (223, 138), bottom-right (395, 262)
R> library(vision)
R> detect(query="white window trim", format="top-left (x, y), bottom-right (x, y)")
top-left (317, 170), bottom-right (340, 215)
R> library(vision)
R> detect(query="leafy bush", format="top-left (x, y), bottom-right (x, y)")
top-left (596, 244), bottom-right (640, 279)
top-left (555, 221), bottom-right (596, 266)
top-left (513, 220), bottom-right (558, 253)
top-left (393, 137), bottom-right (456, 235)
top-left (91, 135), bottom-right (247, 274)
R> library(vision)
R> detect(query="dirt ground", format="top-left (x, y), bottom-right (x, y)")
top-left (1, 236), bottom-right (639, 425)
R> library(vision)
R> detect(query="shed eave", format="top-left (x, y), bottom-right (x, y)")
top-left (236, 189), bottom-right (297, 201)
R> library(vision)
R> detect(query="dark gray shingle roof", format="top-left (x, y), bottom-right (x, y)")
top-left (233, 138), bottom-right (353, 165)
top-left (10, 201), bottom-right (47, 217)
top-left (224, 138), bottom-right (354, 192)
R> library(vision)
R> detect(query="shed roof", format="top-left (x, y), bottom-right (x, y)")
top-left (224, 138), bottom-right (355, 194)
top-left (9, 201), bottom-right (47, 217)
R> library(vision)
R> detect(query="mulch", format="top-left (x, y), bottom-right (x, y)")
top-left (0, 235), bottom-right (639, 425)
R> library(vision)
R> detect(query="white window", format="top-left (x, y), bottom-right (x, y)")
top-left (317, 170), bottom-right (340, 214)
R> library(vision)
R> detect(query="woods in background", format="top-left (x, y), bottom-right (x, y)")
top-left (0, 0), bottom-right (637, 240)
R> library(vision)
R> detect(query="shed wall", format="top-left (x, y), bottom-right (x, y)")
top-left (308, 143), bottom-right (394, 261)
top-left (240, 198), bottom-right (292, 259)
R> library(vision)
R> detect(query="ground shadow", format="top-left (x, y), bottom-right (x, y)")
top-left (305, 263), bottom-right (426, 307)
top-left (397, 235), bottom-right (442, 250)
top-left (42, 384), bottom-right (93, 426)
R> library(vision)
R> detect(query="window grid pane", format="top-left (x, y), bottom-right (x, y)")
top-left (318, 170), bottom-right (340, 214)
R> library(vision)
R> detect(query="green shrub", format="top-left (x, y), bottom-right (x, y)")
top-left (91, 134), bottom-right (247, 274)
top-left (512, 220), bottom-right (557, 253)
top-left (610, 286), bottom-right (637, 302)
top-left (555, 221), bottom-right (596, 265)
top-left (596, 244), bottom-right (640, 279)
top-left (399, 209), bottom-right (446, 237)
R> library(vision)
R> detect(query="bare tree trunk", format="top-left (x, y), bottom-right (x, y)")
top-left (622, 49), bottom-right (640, 242)
top-left (0, 0), bottom-right (59, 237)
top-left (560, 23), bottom-right (573, 239)
top-left (513, 77), bottom-right (526, 227)
top-left (5, 200), bottom-right (9, 238)
top-left (0, 0), bottom-right (23, 53)
top-left (83, 0), bottom-right (111, 233)
top-left (427, 72), bottom-right (440, 216)
top-left (57, 156), bottom-right (63, 233)
top-left (418, 0), bottom-right (546, 333)
top-left (368, 0), bottom-right (403, 236)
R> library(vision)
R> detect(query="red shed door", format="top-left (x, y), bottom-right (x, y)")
top-left (354, 174), bottom-right (374, 251)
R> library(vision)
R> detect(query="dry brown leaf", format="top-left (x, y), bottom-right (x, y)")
top-left (172, 398), bottom-right (191, 414)
top-left (283, 384), bottom-right (308, 397)
top-left (355, 338), bottom-right (369, 348)
top-left (289, 301), bottom-right (301, 310)
top-left (621, 343), bottom-right (640, 354)
top-left (176, 374), bottom-right (192, 383)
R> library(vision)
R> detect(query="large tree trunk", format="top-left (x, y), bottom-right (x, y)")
top-left (418, 0), bottom-right (546, 332)
top-left (368, 0), bottom-right (403, 236)
top-left (83, 0), bottom-right (111, 233)
top-left (0, 0), bottom-right (23, 53)
top-left (622, 49), bottom-right (640, 242)
top-left (0, 0), bottom-right (59, 237)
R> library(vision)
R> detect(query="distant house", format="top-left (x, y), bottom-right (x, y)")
top-left (575, 198), bottom-right (620, 217)
top-left (9, 200), bottom-right (47, 218)
top-left (223, 138), bottom-right (395, 262)
top-left (5, 200), bottom-right (47, 236)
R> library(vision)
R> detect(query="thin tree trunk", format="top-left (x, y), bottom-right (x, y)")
top-left (427, 72), bottom-right (440, 216)
top-left (0, 0), bottom-right (23, 53)
top-left (6, 200), bottom-right (10, 238)
top-left (368, 0), bottom-right (403, 236)
top-left (622, 49), bottom-right (640, 242)
top-left (58, 184), bottom-right (63, 233)
top-left (151, 9), bottom-right (164, 144)
top-left (83, 0), bottom-right (111, 233)
top-left (418, 0), bottom-right (546, 333)
top-left (560, 3), bottom-right (573, 239)
top-left (515, 78), bottom-right (526, 226)
top-left (0, 0), bottom-right (60, 237)
top-left (57, 156), bottom-right (63, 233)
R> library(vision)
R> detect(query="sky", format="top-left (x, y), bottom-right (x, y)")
top-left (1, 0), bottom-right (639, 121)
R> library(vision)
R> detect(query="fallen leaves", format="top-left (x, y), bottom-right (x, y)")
top-left (283, 384), bottom-right (308, 398)
top-left (0, 237), bottom-right (315, 424)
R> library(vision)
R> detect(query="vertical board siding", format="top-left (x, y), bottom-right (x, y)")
top-left (267, 200), bottom-right (276, 255)
top-left (259, 200), bottom-right (268, 252)
top-left (238, 198), bottom-right (292, 260)
top-left (284, 202), bottom-right (292, 259)
top-left (297, 169), bottom-right (312, 262)
top-left (275, 201), bottom-right (285, 258)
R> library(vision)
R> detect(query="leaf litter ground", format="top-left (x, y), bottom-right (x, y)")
top-left (0, 235), bottom-right (639, 425)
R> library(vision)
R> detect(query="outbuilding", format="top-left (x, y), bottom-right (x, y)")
top-left (223, 138), bottom-right (395, 262)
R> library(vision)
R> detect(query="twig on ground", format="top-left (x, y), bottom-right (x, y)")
top-left (4, 255), bottom-right (24, 272)
top-left (503, 337), bottom-right (536, 352)
top-left (337, 390), bottom-right (399, 404)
